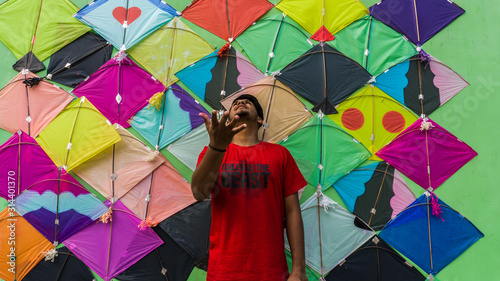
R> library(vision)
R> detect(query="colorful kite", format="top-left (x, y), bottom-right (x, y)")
top-left (176, 47), bottom-right (265, 110)
top-left (117, 226), bottom-right (196, 281)
top-left (14, 169), bottom-right (108, 247)
top-left (73, 126), bottom-right (163, 202)
top-left (333, 161), bottom-right (416, 231)
top-left (276, 0), bottom-right (368, 39)
top-left (379, 193), bottom-right (484, 277)
top-left (0, 0), bottom-right (90, 70)
top-left (64, 200), bottom-right (164, 281)
top-left (182, 0), bottom-right (273, 41)
top-left (72, 52), bottom-right (166, 128)
top-left (326, 236), bottom-right (426, 281)
top-left (220, 76), bottom-right (313, 143)
top-left (235, 12), bottom-right (314, 75)
top-left (376, 117), bottom-right (477, 191)
top-left (36, 97), bottom-right (122, 171)
top-left (23, 246), bottom-right (96, 281)
top-left (130, 84), bottom-right (208, 151)
top-left (370, 0), bottom-right (465, 46)
top-left (0, 209), bottom-right (53, 281)
top-left (279, 113), bottom-right (371, 191)
top-left (374, 52), bottom-right (469, 117)
top-left (286, 192), bottom-right (375, 278)
top-left (75, 0), bottom-right (178, 51)
top-left (128, 17), bottom-right (215, 87)
top-left (0, 131), bottom-right (62, 200)
top-left (0, 71), bottom-right (73, 137)
top-left (327, 85), bottom-right (418, 160)
top-left (46, 32), bottom-right (113, 88)
top-left (277, 43), bottom-right (372, 114)
top-left (331, 15), bottom-right (418, 76)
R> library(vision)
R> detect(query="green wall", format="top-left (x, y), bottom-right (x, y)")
top-left (0, 0), bottom-right (497, 280)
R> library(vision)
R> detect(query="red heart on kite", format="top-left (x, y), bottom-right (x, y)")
top-left (112, 7), bottom-right (141, 25)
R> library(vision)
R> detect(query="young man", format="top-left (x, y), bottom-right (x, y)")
top-left (191, 94), bottom-right (308, 281)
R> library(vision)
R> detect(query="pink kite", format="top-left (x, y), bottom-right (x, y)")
top-left (0, 71), bottom-right (73, 137)
top-left (376, 118), bottom-right (477, 191)
top-left (72, 53), bottom-right (165, 128)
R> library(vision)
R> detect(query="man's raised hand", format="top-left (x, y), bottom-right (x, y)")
top-left (200, 110), bottom-right (246, 150)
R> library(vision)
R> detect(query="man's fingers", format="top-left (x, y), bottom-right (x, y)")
top-left (199, 112), bottom-right (212, 130)
top-left (210, 110), bottom-right (219, 127)
top-left (219, 111), bottom-right (230, 126)
top-left (226, 114), bottom-right (239, 128)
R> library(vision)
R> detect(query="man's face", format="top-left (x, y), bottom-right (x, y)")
top-left (229, 98), bottom-right (262, 126)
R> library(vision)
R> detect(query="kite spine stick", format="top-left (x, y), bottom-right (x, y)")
top-left (225, 0), bottom-right (232, 40)
top-left (369, 164), bottom-right (389, 226)
top-left (412, 0), bottom-right (421, 44)
top-left (426, 195), bottom-right (434, 272)
top-left (54, 167), bottom-right (62, 245)
top-left (64, 99), bottom-right (84, 169)
top-left (266, 14), bottom-right (285, 75)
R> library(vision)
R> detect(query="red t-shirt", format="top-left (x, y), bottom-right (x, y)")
top-left (197, 142), bottom-right (307, 281)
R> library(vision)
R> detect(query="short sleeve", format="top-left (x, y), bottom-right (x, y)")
top-left (196, 146), bottom-right (208, 167)
top-left (282, 147), bottom-right (307, 198)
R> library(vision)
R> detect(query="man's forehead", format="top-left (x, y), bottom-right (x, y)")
top-left (232, 98), bottom-right (253, 105)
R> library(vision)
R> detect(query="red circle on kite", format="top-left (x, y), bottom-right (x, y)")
top-left (383, 111), bottom-right (406, 133)
top-left (341, 108), bottom-right (364, 130)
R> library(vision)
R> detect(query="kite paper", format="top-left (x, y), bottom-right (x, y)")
top-left (374, 52), bottom-right (469, 117)
top-left (331, 15), bottom-right (418, 76)
top-left (0, 131), bottom-right (60, 200)
top-left (36, 97), bottom-right (122, 171)
top-left (276, 0), bottom-right (368, 36)
top-left (333, 161), bottom-right (416, 231)
top-left (65, 200), bottom-right (164, 281)
top-left (72, 52), bottom-right (166, 128)
top-left (376, 118), bottom-right (477, 190)
top-left (120, 154), bottom-right (196, 224)
top-left (370, 0), bottom-right (465, 46)
top-left (0, 210), bottom-right (53, 281)
top-left (326, 236), bottom-right (426, 281)
top-left (176, 47), bottom-right (265, 109)
top-left (131, 84), bottom-right (208, 150)
top-left (236, 12), bottom-right (314, 75)
top-left (166, 124), bottom-right (209, 171)
top-left (379, 193), bottom-right (484, 276)
top-left (182, 0), bottom-right (273, 41)
top-left (23, 247), bottom-right (96, 281)
top-left (14, 169), bottom-right (108, 245)
top-left (128, 17), bottom-right (215, 87)
top-left (0, 71), bottom-right (73, 137)
top-left (46, 32), bottom-right (113, 88)
top-left (286, 193), bottom-right (375, 277)
top-left (75, 0), bottom-right (178, 50)
top-left (277, 43), bottom-right (372, 114)
top-left (327, 85), bottom-right (418, 160)
top-left (279, 113), bottom-right (371, 191)
top-left (220, 76), bottom-right (313, 143)
top-left (0, 0), bottom-right (90, 64)
top-left (72, 126), bottom-right (164, 202)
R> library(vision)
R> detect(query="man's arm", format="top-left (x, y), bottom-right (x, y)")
top-left (191, 110), bottom-right (245, 201)
top-left (285, 193), bottom-right (308, 281)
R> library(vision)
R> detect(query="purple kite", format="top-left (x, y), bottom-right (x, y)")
top-left (376, 118), bottom-right (477, 191)
top-left (64, 200), bottom-right (163, 281)
top-left (73, 52), bottom-right (165, 128)
top-left (370, 0), bottom-right (465, 46)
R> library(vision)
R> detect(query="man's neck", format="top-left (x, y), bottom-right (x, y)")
top-left (231, 119), bottom-right (261, 146)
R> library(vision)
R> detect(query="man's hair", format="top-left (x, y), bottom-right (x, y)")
top-left (231, 94), bottom-right (264, 120)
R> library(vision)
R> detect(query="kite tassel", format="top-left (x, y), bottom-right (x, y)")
top-left (138, 217), bottom-right (159, 231)
top-left (116, 50), bottom-right (128, 62)
top-left (429, 190), bottom-right (444, 221)
top-left (418, 50), bottom-right (432, 69)
top-left (43, 248), bottom-right (58, 262)
top-left (148, 91), bottom-right (164, 110)
top-left (98, 208), bottom-right (113, 223)
top-left (144, 149), bottom-right (159, 162)
top-left (23, 77), bottom-right (43, 87)
top-left (217, 42), bottom-right (231, 60)
top-left (318, 192), bottom-right (335, 213)
top-left (420, 118), bottom-right (435, 131)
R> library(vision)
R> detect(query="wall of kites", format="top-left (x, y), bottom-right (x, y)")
top-left (0, 0), bottom-right (484, 281)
